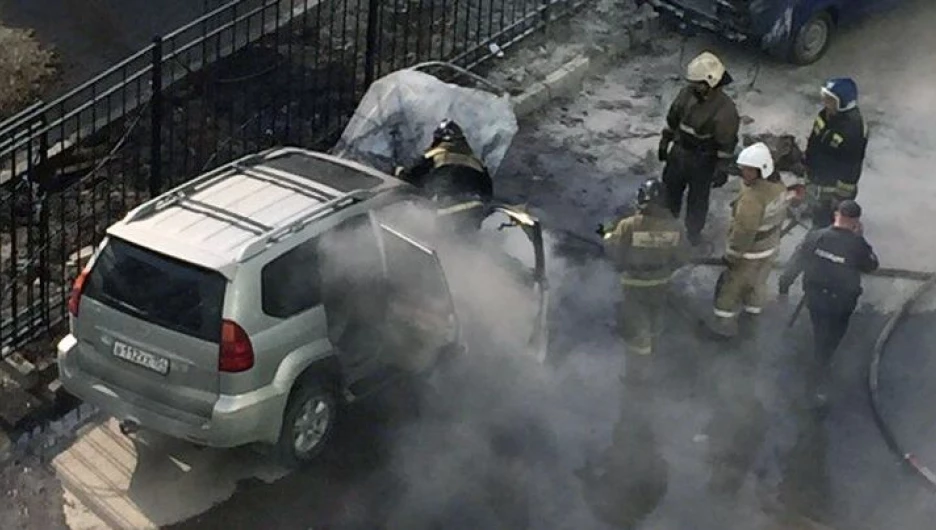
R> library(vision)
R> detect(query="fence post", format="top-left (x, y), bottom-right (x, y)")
top-left (36, 123), bottom-right (50, 325)
top-left (541, 0), bottom-right (552, 25)
top-left (363, 0), bottom-right (381, 87)
top-left (149, 36), bottom-right (164, 197)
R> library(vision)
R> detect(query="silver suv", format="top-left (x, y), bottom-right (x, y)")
top-left (57, 147), bottom-right (546, 466)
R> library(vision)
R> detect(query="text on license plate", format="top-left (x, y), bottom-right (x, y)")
top-left (113, 341), bottom-right (169, 375)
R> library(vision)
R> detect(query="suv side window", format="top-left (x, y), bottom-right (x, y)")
top-left (261, 238), bottom-right (321, 318)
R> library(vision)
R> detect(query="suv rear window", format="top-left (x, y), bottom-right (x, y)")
top-left (82, 237), bottom-right (227, 342)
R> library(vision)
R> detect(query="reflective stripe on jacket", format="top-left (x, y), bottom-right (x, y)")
top-left (603, 209), bottom-right (691, 286)
top-left (425, 145), bottom-right (485, 173)
top-left (726, 178), bottom-right (788, 260)
top-left (664, 86), bottom-right (740, 160)
top-left (805, 107), bottom-right (868, 193)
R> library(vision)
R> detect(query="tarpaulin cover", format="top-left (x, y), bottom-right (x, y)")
top-left (333, 69), bottom-right (518, 177)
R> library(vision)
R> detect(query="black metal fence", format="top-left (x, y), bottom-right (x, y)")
top-left (0, 0), bottom-right (584, 355)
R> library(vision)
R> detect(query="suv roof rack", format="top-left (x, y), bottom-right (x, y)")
top-left (235, 187), bottom-right (374, 262)
top-left (119, 151), bottom-right (380, 264)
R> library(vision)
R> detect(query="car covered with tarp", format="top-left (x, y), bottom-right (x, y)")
top-left (333, 63), bottom-right (548, 363)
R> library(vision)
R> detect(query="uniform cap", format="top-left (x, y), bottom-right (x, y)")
top-left (837, 199), bottom-right (862, 218)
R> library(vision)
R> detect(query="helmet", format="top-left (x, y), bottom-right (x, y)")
top-left (821, 77), bottom-right (858, 111)
top-left (736, 142), bottom-right (774, 177)
top-left (433, 119), bottom-right (465, 144)
top-left (636, 178), bottom-right (666, 209)
top-left (686, 52), bottom-right (726, 88)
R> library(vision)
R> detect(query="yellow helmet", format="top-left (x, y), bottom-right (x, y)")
top-left (686, 52), bottom-right (726, 88)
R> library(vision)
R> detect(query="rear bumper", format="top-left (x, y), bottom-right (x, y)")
top-left (57, 334), bottom-right (286, 448)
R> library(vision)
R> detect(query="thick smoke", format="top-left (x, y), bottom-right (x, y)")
top-left (357, 200), bottom-right (627, 529)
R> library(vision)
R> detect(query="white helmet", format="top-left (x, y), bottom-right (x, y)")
top-left (686, 52), bottom-right (726, 88)
top-left (737, 142), bottom-right (774, 177)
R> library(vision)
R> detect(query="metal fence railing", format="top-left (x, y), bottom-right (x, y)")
top-left (0, 0), bottom-right (585, 355)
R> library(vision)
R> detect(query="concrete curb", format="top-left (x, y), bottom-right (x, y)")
top-left (512, 8), bottom-right (660, 118)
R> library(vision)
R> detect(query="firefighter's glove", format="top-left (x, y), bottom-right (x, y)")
top-left (657, 130), bottom-right (674, 162)
top-left (711, 160), bottom-right (730, 188)
top-left (778, 277), bottom-right (791, 296)
top-left (596, 224), bottom-right (609, 237)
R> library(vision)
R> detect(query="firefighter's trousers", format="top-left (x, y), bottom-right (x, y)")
top-left (662, 145), bottom-right (717, 238)
top-left (617, 282), bottom-right (669, 356)
top-left (617, 281), bottom-right (669, 385)
top-left (713, 256), bottom-right (775, 319)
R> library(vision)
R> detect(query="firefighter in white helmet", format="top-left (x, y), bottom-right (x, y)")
top-left (658, 51), bottom-right (741, 247)
top-left (708, 142), bottom-right (787, 338)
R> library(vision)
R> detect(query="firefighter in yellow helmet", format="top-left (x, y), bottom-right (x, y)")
top-left (659, 51), bottom-right (741, 246)
top-left (598, 178), bottom-right (690, 382)
top-left (396, 119), bottom-right (494, 231)
top-left (709, 142), bottom-right (788, 338)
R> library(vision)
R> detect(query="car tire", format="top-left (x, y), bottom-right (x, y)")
top-left (275, 380), bottom-right (337, 468)
top-left (790, 11), bottom-right (835, 65)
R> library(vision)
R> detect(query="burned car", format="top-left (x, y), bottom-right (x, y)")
top-left (57, 147), bottom-right (547, 467)
top-left (643, 0), bottom-right (905, 64)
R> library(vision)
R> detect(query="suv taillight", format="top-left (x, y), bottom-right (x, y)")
top-left (219, 320), bottom-right (254, 372)
top-left (67, 268), bottom-right (90, 317)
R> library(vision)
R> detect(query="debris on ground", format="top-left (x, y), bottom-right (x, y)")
top-left (0, 23), bottom-right (57, 119)
top-left (742, 133), bottom-right (807, 177)
top-left (0, 456), bottom-right (67, 529)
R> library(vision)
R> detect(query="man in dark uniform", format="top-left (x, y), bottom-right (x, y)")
top-left (778, 200), bottom-right (879, 404)
top-left (598, 178), bottom-right (690, 384)
top-left (804, 77), bottom-right (869, 228)
top-left (658, 51), bottom-right (741, 246)
top-left (396, 119), bottom-right (494, 231)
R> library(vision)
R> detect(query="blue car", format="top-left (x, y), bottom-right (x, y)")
top-left (643, 0), bottom-right (903, 65)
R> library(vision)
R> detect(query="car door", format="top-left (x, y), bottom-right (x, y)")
top-left (431, 203), bottom-right (549, 363)
top-left (474, 204), bottom-right (549, 362)
top-left (370, 197), bottom-right (549, 364)
top-left (376, 222), bottom-right (460, 375)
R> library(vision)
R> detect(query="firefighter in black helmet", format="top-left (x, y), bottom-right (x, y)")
top-left (396, 119), bottom-right (494, 231)
top-left (598, 178), bottom-right (690, 384)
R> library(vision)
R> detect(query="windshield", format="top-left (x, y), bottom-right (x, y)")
top-left (82, 237), bottom-right (227, 342)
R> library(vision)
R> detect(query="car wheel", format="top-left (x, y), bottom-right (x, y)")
top-left (275, 381), bottom-right (336, 468)
top-left (790, 11), bottom-right (834, 65)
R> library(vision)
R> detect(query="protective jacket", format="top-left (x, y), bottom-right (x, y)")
top-left (603, 208), bottom-right (690, 286)
top-left (805, 108), bottom-right (868, 199)
top-left (726, 178), bottom-right (788, 260)
top-left (779, 226), bottom-right (879, 299)
top-left (664, 86), bottom-right (740, 162)
top-left (403, 140), bottom-right (493, 200)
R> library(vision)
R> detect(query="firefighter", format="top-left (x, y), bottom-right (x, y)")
top-left (804, 77), bottom-right (869, 229)
top-left (709, 143), bottom-right (787, 338)
top-left (778, 200), bottom-right (879, 405)
top-left (396, 119), bottom-right (494, 231)
top-left (597, 178), bottom-right (690, 383)
top-left (658, 51), bottom-right (741, 246)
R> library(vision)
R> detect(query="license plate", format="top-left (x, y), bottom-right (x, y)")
top-left (113, 341), bottom-right (169, 375)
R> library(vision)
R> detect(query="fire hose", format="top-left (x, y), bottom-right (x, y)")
top-left (867, 272), bottom-right (936, 489)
